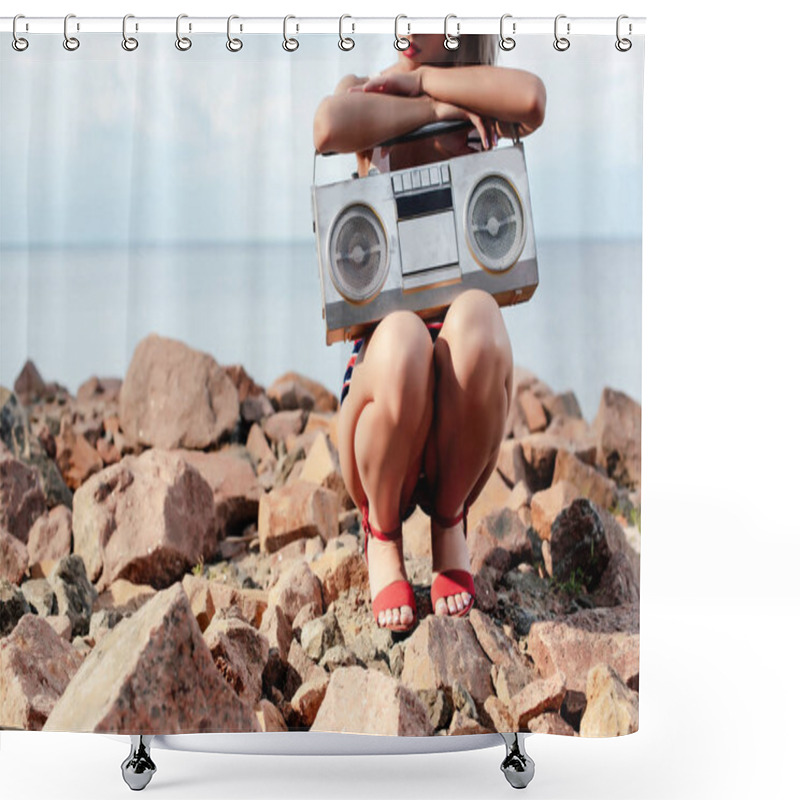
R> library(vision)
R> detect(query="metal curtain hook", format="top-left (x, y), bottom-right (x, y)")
top-left (227, 15), bottom-right (243, 51)
top-left (12, 14), bottom-right (29, 51)
top-left (63, 13), bottom-right (80, 51)
top-left (176, 14), bottom-right (192, 50)
top-left (122, 14), bottom-right (138, 51)
top-left (338, 14), bottom-right (354, 51)
top-left (444, 13), bottom-right (460, 51)
top-left (553, 14), bottom-right (570, 51)
top-left (283, 15), bottom-right (299, 51)
top-left (394, 14), bottom-right (410, 51)
top-left (615, 15), bottom-right (632, 51)
top-left (499, 14), bottom-right (516, 51)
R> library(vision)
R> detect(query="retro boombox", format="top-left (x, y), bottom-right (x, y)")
top-left (311, 121), bottom-right (539, 345)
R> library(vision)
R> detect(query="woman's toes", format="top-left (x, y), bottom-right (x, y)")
top-left (435, 597), bottom-right (448, 615)
top-left (400, 605), bottom-right (414, 626)
top-left (446, 595), bottom-right (458, 615)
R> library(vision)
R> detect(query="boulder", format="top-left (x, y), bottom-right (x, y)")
top-left (528, 712), bottom-right (576, 736)
top-left (510, 672), bottom-right (567, 728)
top-left (12, 360), bottom-right (47, 404)
top-left (270, 372), bottom-right (338, 414)
top-left (580, 663), bottom-right (639, 737)
top-left (483, 695), bottom-right (515, 733)
top-left (72, 449), bottom-right (216, 590)
top-left (26, 505), bottom-right (72, 565)
top-left (300, 611), bottom-right (344, 662)
top-left (312, 666), bottom-right (432, 736)
top-left (43, 583), bottom-right (260, 733)
top-left (401, 616), bottom-right (493, 705)
top-left (467, 507), bottom-right (534, 575)
top-left (267, 560), bottom-right (323, 625)
top-left (20, 578), bottom-right (56, 616)
top-left (246, 423), bottom-right (277, 476)
top-left (496, 440), bottom-right (526, 488)
top-left (76, 376), bottom-right (122, 405)
top-left (319, 645), bottom-right (358, 671)
top-left (289, 673), bottom-right (330, 727)
top-left (530, 481), bottom-right (580, 543)
top-left (177, 447), bottom-right (261, 539)
top-left (308, 544), bottom-right (369, 606)
top-left (258, 481), bottom-right (338, 553)
top-left (263, 410), bottom-right (307, 445)
top-left (547, 499), bottom-right (612, 588)
top-left (0, 614), bottom-right (83, 729)
top-left (255, 699), bottom-right (288, 732)
top-left (298, 433), bottom-right (352, 511)
top-left (0, 529), bottom-right (29, 584)
top-left (527, 604), bottom-right (639, 694)
top-left (0, 455), bottom-right (47, 543)
top-left (54, 416), bottom-right (104, 490)
top-left (552, 451), bottom-right (616, 511)
top-left (181, 574), bottom-right (270, 632)
top-left (542, 391), bottom-right (583, 422)
top-left (267, 377), bottom-right (316, 412)
top-left (592, 388), bottom-right (642, 489)
top-left (119, 333), bottom-right (239, 449)
top-left (94, 579), bottom-right (156, 616)
top-left (258, 604), bottom-right (293, 663)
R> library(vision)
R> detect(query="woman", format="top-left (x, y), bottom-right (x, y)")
top-left (313, 34), bottom-right (546, 632)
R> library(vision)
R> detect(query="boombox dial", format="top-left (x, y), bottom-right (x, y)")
top-left (466, 175), bottom-right (525, 273)
top-left (329, 204), bottom-right (389, 303)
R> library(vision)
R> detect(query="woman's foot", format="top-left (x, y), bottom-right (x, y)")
top-left (430, 513), bottom-right (474, 616)
top-left (365, 533), bottom-right (416, 629)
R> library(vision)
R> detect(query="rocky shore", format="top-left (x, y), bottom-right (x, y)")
top-left (0, 332), bottom-right (641, 738)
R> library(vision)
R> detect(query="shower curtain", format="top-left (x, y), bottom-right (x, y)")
top-left (0, 19), bottom-right (643, 739)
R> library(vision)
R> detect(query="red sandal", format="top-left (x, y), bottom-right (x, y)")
top-left (430, 504), bottom-right (475, 618)
top-left (361, 503), bottom-right (417, 632)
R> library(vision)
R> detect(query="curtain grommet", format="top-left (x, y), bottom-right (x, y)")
top-left (175, 14), bottom-right (192, 51)
top-left (63, 13), bottom-right (80, 51)
top-left (444, 13), bottom-right (460, 51)
top-left (553, 14), bottom-right (570, 51)
top-left (12, 14), bottom-right (29, 51)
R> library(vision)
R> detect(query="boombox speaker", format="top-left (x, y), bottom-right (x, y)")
top-left (312, 121), bottom-right (539, 345)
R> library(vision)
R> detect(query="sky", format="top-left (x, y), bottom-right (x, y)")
top-left (0, 32), bottom-right (644, 246)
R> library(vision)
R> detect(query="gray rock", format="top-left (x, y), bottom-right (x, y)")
top-left (300, 612), bottom-right (344, 662)
top-left (0, 579), bottom-right (31, 637)
top-left (319, 645), bottom-right (358, 671)
top-left (20, 578), bottom-right (56, 617)
top-left (548, 499), bottom-right (612, 589)
top-left (49, 554), bottom-right (98, 637)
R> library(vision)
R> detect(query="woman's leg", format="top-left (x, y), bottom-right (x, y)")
top-left (338, 311), bottom-right (435, 628)
top-left (424, 289), bottom-right (514, 615)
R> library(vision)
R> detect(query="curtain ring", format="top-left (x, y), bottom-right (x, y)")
top-left (553, 14), bottom-right (570, 51)
top-left (226, 15), bottom-right (243, 52)
top-left (394, 14), bottom-right (410, 51)
top-left (176, 14), bottom-right (192, 51)
top-left (122, 14), bottom-right (138, 51)
top-left (615, 15), bottom-right (632, 52)
top-left (499, 14), bottom-right (516, 51)
top-left (338, 15), bottom-right (355, 51)
top-left (63, 13), bottom-right (80, 51)
top-left (444, 13), bottom-right (460, 51)
top-left (12, 15), bottom-right (28, 52)
top-left (283, 15), bottom-right (299, 51)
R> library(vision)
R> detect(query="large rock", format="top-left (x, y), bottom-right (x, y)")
top-left (43, 583), bottom-right (260, 733)
top-left (0, 454), bottom-right (47, 543)
top-left (20, 578), bottom-right (57, 616)
top-left (592, 388), bottom-right (641, 489)
top-left (54, 416), bottom-right (104, 490)
top-left (509, 672), bottom-right (567, 728)
top-left (546, 499), bottom-right (612, 588)
top-left (181, 574), bottom-right (271, 632)
top-left (49, 554), bottom-right (98, 637)
top-left (27, 505), bottom-right (72, 565)
top-left (467, 507), bottom-right (534, 575)
top-left (72, 449), bottom-right (216, 590)
top-left (203, 610), bottom-right (272, 708)
top-left (12, 360), bottom-right (47, 405)
top-left (0, 614), bottom-right (83, 729)
top-left (580, 663), bottom-right (639, 737)
top-left (527, 605), bottom-right (639, 694)
top-left (289, 673), bottom-right (330, 727)
top-left (311, 666), bottom-right (432, 735)
top-left (308, 541), bottom-right (369, 606)
top-left (267, 560), bottom-right (323, 625)
top-left (552, 451), bottom-right (616, 511)
top-left (258, 481), bottom-right (338, 553)
top-left (300, 611), bottom-right (344, 662)
top-left (119, 333), bottom-right (239, 449)
top-left (0, 529), bottom-right (29, 584)
top-left (0, 388), bottom-right (72, 509)
top-left (401, 616), bottom-right (493, 705)
top-left (177, 447), bottom-right (261, 539)
top-left (298, 433), bottom-right (351, 511)
top-left (0, 579), bottom-right (31, 637)
top-left (270, 372), bottom-right (338, 414)
top-left (530, 481), bottom-right (580, 542)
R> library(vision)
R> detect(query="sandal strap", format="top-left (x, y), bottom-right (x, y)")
top-left (430, 502), bottom-right (470, 534)
top-left (361, 503), bottom-right (403, 566)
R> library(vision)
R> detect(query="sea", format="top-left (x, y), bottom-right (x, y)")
top-left (0, 239), bottom-right (641, 421)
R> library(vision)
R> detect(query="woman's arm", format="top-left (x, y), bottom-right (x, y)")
top-left (313, 74), bottom-right (440, 154)
top-left (362, 66), bottom-right (546, 138)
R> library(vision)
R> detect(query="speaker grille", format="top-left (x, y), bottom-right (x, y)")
top-left (329, 204), bottom-right (388, 303)
top-left (466, 175), bottom-right (525, 272)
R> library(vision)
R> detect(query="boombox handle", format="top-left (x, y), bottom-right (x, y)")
top-left (312, 120), bottom-right (520, 186)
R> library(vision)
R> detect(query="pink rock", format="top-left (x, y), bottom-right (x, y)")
top-left (467, 507), bottom-right (533, 575)
top-left (0, 614), bottom-right (83, 730)
top-left (13, 360), bottom-right (47, 405)
top-left (552, 450), bottom-right (616, 511)
top-left (204, 613), bottom-right (272, 708)
top-left (528, 712), bottom-right (576, 736)
top-left (119, 333), bottom-right (239, 449)
top-left (267, 560), bottom-right (323, 625)
top-left (312, 666), bottom-right (432, 735)
top-left (469, 609), bottom-right (535, 698)
top-left (530, 481), bottom-right (580, 542)
top-left (542, 391), bottom-right (583, 422)
top-left (76, 376), bottom-right (122, 405)
top-left (271, 372), bottom-right (338, 414)
top-left (42, 583), bottom-right (259, 733)
top-left (181, 574), bottom-right (270, 632)
top-left (177, 447), bottom-right (262, 539)
top-left (299, 433), bottom-right (352, 511)
top-left (0, 455), bottom-right (47, 544)
top-left (263, 410), bottom-right (307, 445)
top-left (483, 695), bottom-right (515, 732)
top-left (27, 505), bottom-right (73, 565)
top-left (223, 364), bottom-right (265, 404)
top-left (496, 440), bottom-right (526, 488)
top-left (259, 605), bottom-right (292, 663)
top-left (527, 605), bottom-right (639, 694)
top-left (580, 663), bottom-right (639, 737)
top-left (401, 616), bottom-right (494, 705)
top-left (0, 529), bottom-right (29, 584)
top-left (256, 699), bottom-right (288, 731)
top-left (72, 449), bottom-right (216, 590)
top-left (258, 481), bottom-right (338, 554)
top-left (246, 423), bottom-right (277, 475)
top-left (267, 378), bottom-right (316, 412)
top-left (55, 417), bottom-right (104, 490)
top-left (510, 672), bottom-right (567, 728)
top-left (290, 673), bottom-right (330, 727)
top-left (592, 388), bottom-right (642, 489)
top-left (308, 545), bottom-right (369, 606)
top-left (45, 614), bottom-right (73, 640)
